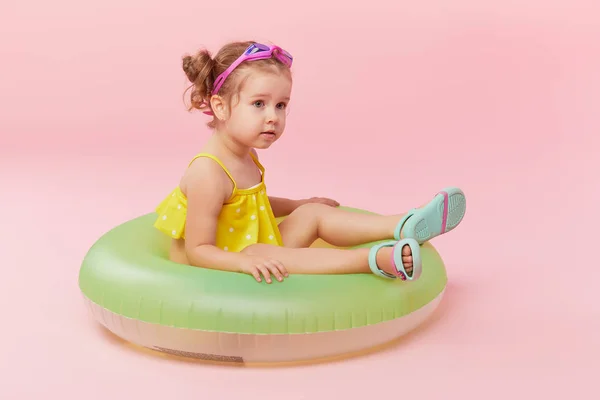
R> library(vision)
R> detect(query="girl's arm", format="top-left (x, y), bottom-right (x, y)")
top-left (268, 196), bottom-right (303, 217)
top-left (182, 158), bottom-right (248, 271)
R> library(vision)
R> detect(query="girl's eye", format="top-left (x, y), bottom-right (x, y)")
top-left (253, 101), bottom-right (264, 107)
top-left (276, 102), bottom-right (287, 109)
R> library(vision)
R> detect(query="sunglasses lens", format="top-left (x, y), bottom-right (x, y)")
top-left (245, 44), bottom-right (292, 66)
top-left (278, 49), bottom-right (293, 63)
top-left (245, 44), bottom-right (262, 55)
top-left (280, 52), bottom-right (293, 66)
top-left (254, 43), bottom-right (271, 52)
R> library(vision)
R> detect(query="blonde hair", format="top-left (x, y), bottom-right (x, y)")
top-left (182, 40), bottom-right (292, 128)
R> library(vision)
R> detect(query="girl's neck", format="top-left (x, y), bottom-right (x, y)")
top-left (210, 129), bottom-right (251, 159)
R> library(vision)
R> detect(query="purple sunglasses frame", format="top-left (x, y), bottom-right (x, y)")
top-left (211, 43), bottom-right (293, 95)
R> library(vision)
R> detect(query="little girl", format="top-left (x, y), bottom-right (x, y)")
top-left (154, 40), bottom-right (467, 284)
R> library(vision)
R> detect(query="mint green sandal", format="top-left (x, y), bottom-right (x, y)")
top-left (394, 187), bottom-right (466, 243)
top-left (368, 239), bottom-right (422, 281)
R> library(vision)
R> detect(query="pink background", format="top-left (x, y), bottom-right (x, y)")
top-left (1, 0), bottom-right (599, 399)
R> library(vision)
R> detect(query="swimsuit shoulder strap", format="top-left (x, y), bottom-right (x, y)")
top-left (249, 150), bottom-right (265, 179)
top-left (188, 153), bottom-right (237, 190)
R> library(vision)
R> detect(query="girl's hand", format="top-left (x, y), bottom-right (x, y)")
top-left (301, 197), bottom-right (340, 207)
top-left (240, 255), bottom-right (289, 283)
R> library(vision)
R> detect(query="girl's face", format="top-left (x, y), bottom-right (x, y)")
top-left (215, 68), bottom-right (292, 150)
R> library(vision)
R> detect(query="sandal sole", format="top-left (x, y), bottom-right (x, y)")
top-left (404, 187), bottom-right (466, 243)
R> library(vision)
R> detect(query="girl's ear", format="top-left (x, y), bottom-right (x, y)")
top-left (210, 95), bottom-right (229, 121)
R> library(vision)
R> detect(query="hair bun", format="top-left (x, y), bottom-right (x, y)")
top-left (182, 54), bottom-right (199, 82)
top-left (182, 50), bottom-right (215, 84)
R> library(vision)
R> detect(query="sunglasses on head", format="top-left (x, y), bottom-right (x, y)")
top-left (211, 43), bottom-right (293, 95)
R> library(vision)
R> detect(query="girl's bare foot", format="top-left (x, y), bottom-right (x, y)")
top-left (375, 243), bottom-right (414, 277)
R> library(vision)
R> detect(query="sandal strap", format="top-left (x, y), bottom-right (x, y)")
top-left (368, 241), bottom-right (398, 279)
top-left (393, 209), bottom-right (416, 240)
top-left (392, 238), bottom-right (422, 281)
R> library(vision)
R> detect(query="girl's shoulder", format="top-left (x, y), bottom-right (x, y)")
top-left (180, 152), bottom-right (235, 200)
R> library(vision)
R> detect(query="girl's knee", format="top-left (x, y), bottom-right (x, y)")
top-left (290, 202), bottom-right (328, 218)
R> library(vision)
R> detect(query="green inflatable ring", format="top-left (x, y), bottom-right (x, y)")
top-left (79, 206), bottom-right (447, 365)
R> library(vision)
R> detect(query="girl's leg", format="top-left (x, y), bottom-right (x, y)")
top-left (241, 243), bottom-right (413, 282)
top-left (277, 203), bottom-right (415, 248)
top-left (274, 204), bottom-right (416, 280)
top-left (279, 187), bottom-right (466, 248)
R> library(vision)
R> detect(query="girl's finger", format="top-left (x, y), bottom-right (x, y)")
top-left (272, 259), bottom-right (289, 277)
top-left (266, 262), bottom-right (284, 282)
top-left (257, 265), bottom-right (272, 283)
top-left (250, 267), bottom-right (262, 282)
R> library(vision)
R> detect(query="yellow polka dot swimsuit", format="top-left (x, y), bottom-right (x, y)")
top-left (153, 152), bottom-right (284, 252)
